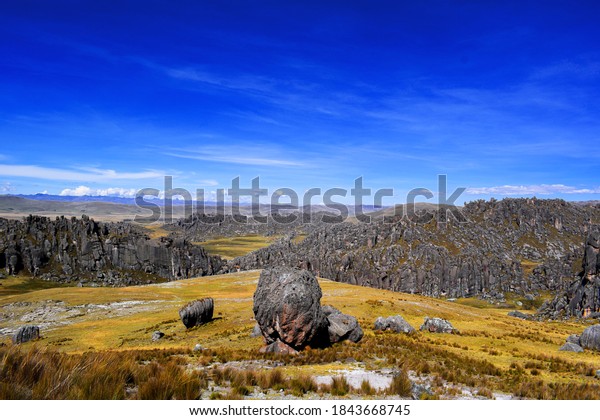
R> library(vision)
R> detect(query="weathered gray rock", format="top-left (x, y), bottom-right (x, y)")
top-left (179, 298), bottom-right (214, 328)
top-left (508, 310), bottom-right (530, 320)
top-left (566, 334), bottom-right (581, 345)
top-left (151, 331), bottom-right (165, 341)
top-left (374, 315), bottom-right (415, 334)
top-left (253, 268), bottom-right (328, 350)
top-left (193, 344), bottom-right (204, 352)
top-left (539, 230), bottom-right (600, 319)
top-left (322, 305), bottom-right (363, 343)
top-left (419, 317), bottom-right (455, 334)
top-left (231, 199), bottom-right (597, 300)
top-left (12, 325), bottom-right (40, 344)
top-left (0, 215), bottom-right (225, 286)
top-left (580, 324), bottom-right (600, 351)
top-left (250, 323), bottom-right (262, 338)
top-left (559, 342), bottom-right (584, 353)
top-left (259, 340), bottom-right (298, 355)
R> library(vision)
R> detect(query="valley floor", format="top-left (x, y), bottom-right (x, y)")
top-left (1, 271), bottom-right (599, 399)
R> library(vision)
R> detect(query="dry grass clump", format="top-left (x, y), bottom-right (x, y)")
top-left (386, 370), bottom-right (412, 397)
top-left (0, 345), bottom-right (205, 399)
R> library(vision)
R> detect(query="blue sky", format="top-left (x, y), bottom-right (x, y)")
top-left (0, 1), bottom-right (599, 204)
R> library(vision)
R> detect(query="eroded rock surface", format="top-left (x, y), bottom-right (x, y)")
top-left (539, 230), bottom-right (600, 319)
top-left (419, 317), bottom-right (455, 334)
top-left (232, 199), bottom-right (599, 299)
top-left (13, 325), bottom-right (40, 344)
top-left (580, 324), bottom-right (600, 351)
top-left (179, 298), bottom-right (214, 328)
top-left (253, 268), bottom-right (362, 352)
top-left (0, 215), bottom-right (224, 286)
top-left (374, 315), bottom-right (415, 334)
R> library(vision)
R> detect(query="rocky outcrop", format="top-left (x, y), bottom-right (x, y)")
top-left (252, 267), bottom-right (362, 352)
top-left (253, 268), bottom-right (328, 351)
top-left (580, 324), bottom-right (600, 351)
top-left (12, 325), bottom-right (40, 344)
top-left (179, 298), bottom-right (214, 328)
top-left (231, 199), bottom-right (600, 299)
top-left (538, 231), bottom-right (600, 319)
top-left (374, 315), bottom-right (415, 334)
top-left (322, 305), bottom-right (363, 344)
top-left (0, 215), bottom-right (225, 286)
top-left (419, 317), bottom-right (455, 334)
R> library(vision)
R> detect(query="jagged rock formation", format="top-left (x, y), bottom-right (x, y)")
top-left (168, 211), bottom-right (331, 242)
top-left (580, 325), bottom-right (600, 351)
top-left (322, 305), bottom-right (363, 344)
top-left (13, 325), bottom-right (40, 344)
top-left (374, 315), bottom-right (415, 334)
top-left (538, 230), bottom-right (600, 318)
top-left (231, 199), bottom-right (600, 299)
top-left (179, 298), bottom-right (214, 328)
top-left (0, 215), bottom-right (225, 286)
top-left (419, 317), bottom-right (455, 333)
top-left (253, 268), bottom-right (329, 351)
top-left (252, 267), bottom-right (362, 352)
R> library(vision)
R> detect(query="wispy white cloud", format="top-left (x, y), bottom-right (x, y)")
top-left (0, 164), bottom-right (164, 182)
top-left (164, 146), bottom-right (305, 168)
top-left (531, 60), bottom-right (600, 81)
top-left (466, 184), bottom-right (600, 195)
top-left (59, 186), bottom-right (138, 197)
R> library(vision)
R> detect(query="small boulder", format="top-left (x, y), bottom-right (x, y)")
top-left (250, 323), bottom-right (262, 338)
top-left (259, 340), bottom-right (298, 355)
top-left (193, 344), bottom-right (204, 352)
top-left (151, 331), bottom-right (165, 341)
top-left (580, 324), bottom-right (600, 351)
top-left (323, 305), bottom-right (363, 344)
top-left (508, 310), bottom-right (530, 320)
top-left (374, 315), bottom-right (415, 334)
top-left (559, 342), bottom-right (584, 353)
top-left (12, 325), bottom-right (40, 344)
top-left (179, 297), bottom-right (214, 329)
top-left (566, 334), bottom-right (581, 345)
top-left (419, 317), bottom-right (455, 334)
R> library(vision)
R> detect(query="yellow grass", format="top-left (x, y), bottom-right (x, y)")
top-left (194, 235), bottom-right (279, 259)
top-left (1, 271), bottom-right (598, 393)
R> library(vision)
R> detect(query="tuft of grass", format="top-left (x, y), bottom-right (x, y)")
top-left (359, 379), bottom-right (375, 396)
top-left (387, 370), bottom-right (412, 397)
top-left (290, 373), bottom-right (317, 396)
top-left (326, 376), bottom-right (350, 396)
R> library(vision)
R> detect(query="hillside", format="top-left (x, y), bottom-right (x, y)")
top-left (232, 198), bottom-right (600, 299)
top-left (1, 271), bottom-right (599, 399)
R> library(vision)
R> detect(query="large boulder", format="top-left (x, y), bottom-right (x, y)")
top-left (253, 268), bottom-right (329, 350)
top-left (580, 324), bottom-right (600, 351)
top-left (322, 305), bottom-right (363, 344)
top-left (419, 317), bottom-right (456, 334)
top-left (374, 315), bottom-right (415, 334)
top-left (12, 325), bottom-right (40, 344)
top-left (179, 298), bottom-right (214, 328)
